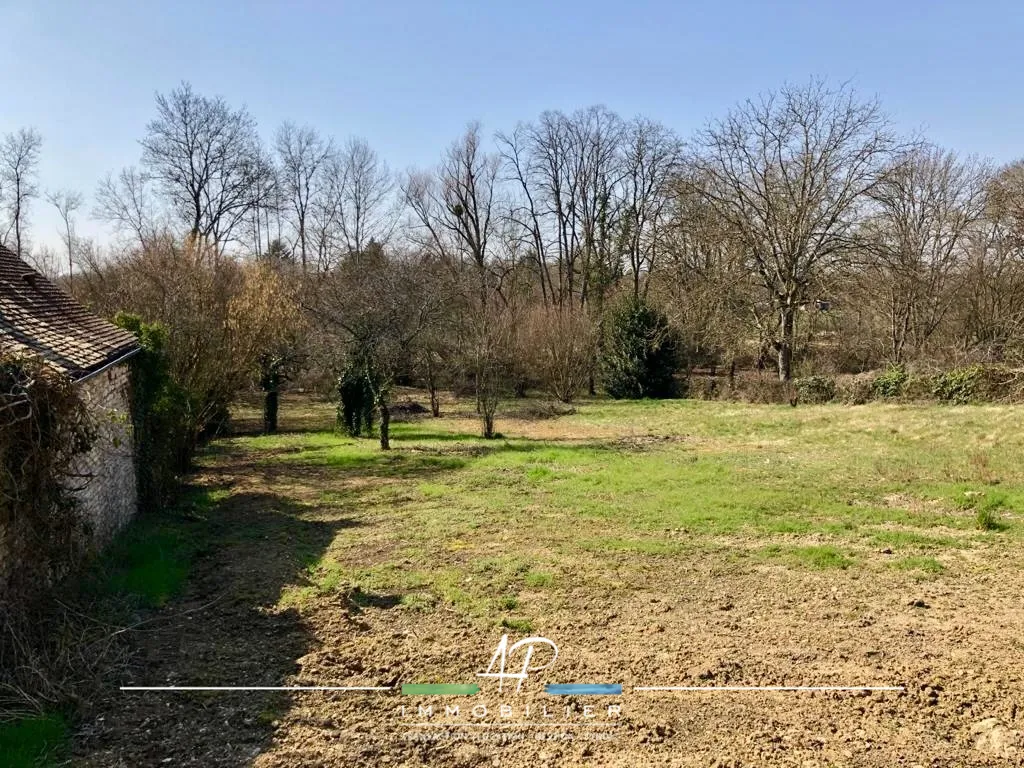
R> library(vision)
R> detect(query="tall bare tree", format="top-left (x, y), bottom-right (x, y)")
top-left (498, 107), bottom-right (624, 309)
top-left (275, 123), bottom-right (333, 270)
top-left (95, 166), bottom-right (159, 249)
top-left (661, 171), bottom-right (757, 374)
top-left (1, 128), bottom-right (43, 256)
top-left (242, 143), bottom-right (280, 258)
top-left (335, 137), bottom-right (397, 256)
top-left (861, 146), bottom-right (990, 362)
top-left (406, 124), bottom-right (516, 435)
top-left (141, 82), bottom-right (262, 249)
top-left (692, 80), bottom-right (905, 380)
top-left (45, 189), bottom-right (83, 284)
top-left (956, 161), bottom-right (1024, 362)
top-left (405, 122), bottom-right (500, 305)
top-left (619, 117), bottom-right (682, 301)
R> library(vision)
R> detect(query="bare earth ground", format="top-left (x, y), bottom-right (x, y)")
top-left (73, 395), bottom-right (1024, 767)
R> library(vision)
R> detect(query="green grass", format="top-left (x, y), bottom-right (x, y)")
top-left (230, 397), bottom-right (1024, 621)
top-left (0, 714), bottom-right (68, 768)
top-left (892, 556), bottom-right (946, 575)
top-left (86, 488), bottom-right (213, 607)
top-left (501, 617), bottom-right (534, 633)
top-left (523, 570), bottom-right (555, 587)
top-left (99, 530), bottom-right (191, 606)
top-left (761, 544), bottom-right (854, 570)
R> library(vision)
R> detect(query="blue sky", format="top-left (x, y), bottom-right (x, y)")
top-left (2, 0), bottom-right (1023, 249)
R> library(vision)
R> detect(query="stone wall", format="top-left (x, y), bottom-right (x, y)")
top-left (71, 362), bottom-right (138, 545)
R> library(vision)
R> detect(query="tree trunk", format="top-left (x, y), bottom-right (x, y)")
top-left (482, 412), bottom-right (495, 439)
top-left (379, 401), bottom-right (390, 450)
top-left (429, 385), bottom-right (440, 418)
top-left (263, 389), bottom-right (279, 434)
top-left (777, 306), bottom-right (795, 382)
top-left (426, 359), bottom-right (440, 417)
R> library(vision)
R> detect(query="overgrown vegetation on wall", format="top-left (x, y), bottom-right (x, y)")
top-left (0, 353), bottom-right (95, 596)
top-left (0, 351), bottom-right (95, 717)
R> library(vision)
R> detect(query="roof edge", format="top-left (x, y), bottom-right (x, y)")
top-left (72, 344), bottom-right (143, 384)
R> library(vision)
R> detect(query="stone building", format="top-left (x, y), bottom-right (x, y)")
top-left (0, 245), bottom-right (140, 552)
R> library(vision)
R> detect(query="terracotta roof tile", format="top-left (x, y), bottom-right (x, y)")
top-left (0, 246), bottom-right (139, 380)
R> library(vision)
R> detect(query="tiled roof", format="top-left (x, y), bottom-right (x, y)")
top-left (0, 246), bottom-right (139, 380)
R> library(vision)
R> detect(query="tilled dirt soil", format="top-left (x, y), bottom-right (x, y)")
top-left (73, 521), bottom-right (1024, 765)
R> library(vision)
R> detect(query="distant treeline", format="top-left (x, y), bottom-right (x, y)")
top-left (6, 78), bottom-right (1024, 445)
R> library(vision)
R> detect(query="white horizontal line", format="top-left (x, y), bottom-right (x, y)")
top-left (120, 686), bottom-right (393, 692)
top-left (407, 722), bottom-right (620, 727)
top-left (634, 685), bottom-right (904, 692)
top-left (122, 684), bottom-right (905, 694)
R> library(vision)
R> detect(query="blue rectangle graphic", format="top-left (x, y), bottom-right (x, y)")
top-left (545, 684), bottom-right (622, 696)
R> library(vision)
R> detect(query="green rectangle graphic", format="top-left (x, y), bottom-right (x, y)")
top-left (401, 683), bottom-right (480, 696)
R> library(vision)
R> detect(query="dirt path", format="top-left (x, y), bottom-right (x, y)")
top-left (72, 430), bottom-right (1024, 766)
top-left (73, 479), bottom-right (353, 766)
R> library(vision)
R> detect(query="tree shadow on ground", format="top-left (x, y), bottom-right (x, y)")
top-left (70, 480), bottom-right (405, 767)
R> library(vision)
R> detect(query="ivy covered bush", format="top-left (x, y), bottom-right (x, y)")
top-left (794, 375), bottom-right (837, 403)
top-left (871, 364), bottom-right (909, 398)
top-left (114, 313), bottom-right (192, 509)
top-left (931, 364), bottom-right (1010, 404)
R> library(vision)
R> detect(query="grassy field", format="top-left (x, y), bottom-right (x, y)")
top-left (67, 393), bottom-right (1024, 766)
top-left (238, 396), bottom-right (1020, 619)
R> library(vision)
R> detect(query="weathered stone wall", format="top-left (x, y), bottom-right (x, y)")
top-left (70, 362), bottom-right (138, 545)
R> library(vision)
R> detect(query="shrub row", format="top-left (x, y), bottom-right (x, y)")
top-left (814, 364), bottom-right (1024, 405)
top-left (691, 364), bottom-right (1024, 405)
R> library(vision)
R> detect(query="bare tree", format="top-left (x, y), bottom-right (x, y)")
top-left (1, 128), bottom-right (43, 255)
top-left (241, 143), bottom-right (280, 258)
top-left (405, 124), bottom-right (518, 435)
top-left (312, 247), bottom-right (445, 449)
top-left (986, 160), bottom-right (1024, 249)
top-left (861, 146), bottom-right (990, 362)
top-left (619, 117), bottom-right (682, 301)
top-left (95, 166), bottom-right (159, 249)
top-left (275, 123), bottom-right (333, 270)
top-left (497, 123), bottom-right (554, 306)
top-left (661, 170), bottom-right (757, 377)
top-left (955, 161), bottom-right (1024, 362)
top-left (498, 107), bottom-right (625, 309)
top-left (45, 189), bottom-right (83, 284)
top-left (307, 164), bottom-right (345, 271)
top-left (522, 305), bottom-right (597, 402)
top-left (141, 82), bottom-right (262, 249)
top-left (335, 137), bottom-right (397, 256)
top-left (405, 123), bottom-right (500, 306)
top-left (692, 80), bottom-right (906, 380)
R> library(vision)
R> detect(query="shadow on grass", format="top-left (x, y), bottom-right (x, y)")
top-left (0, 713), bottom-right (67, 768)
top-left (69, 476), bottom-right (381, 765)
top-left (208, 435), bottom-right (649, 498)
